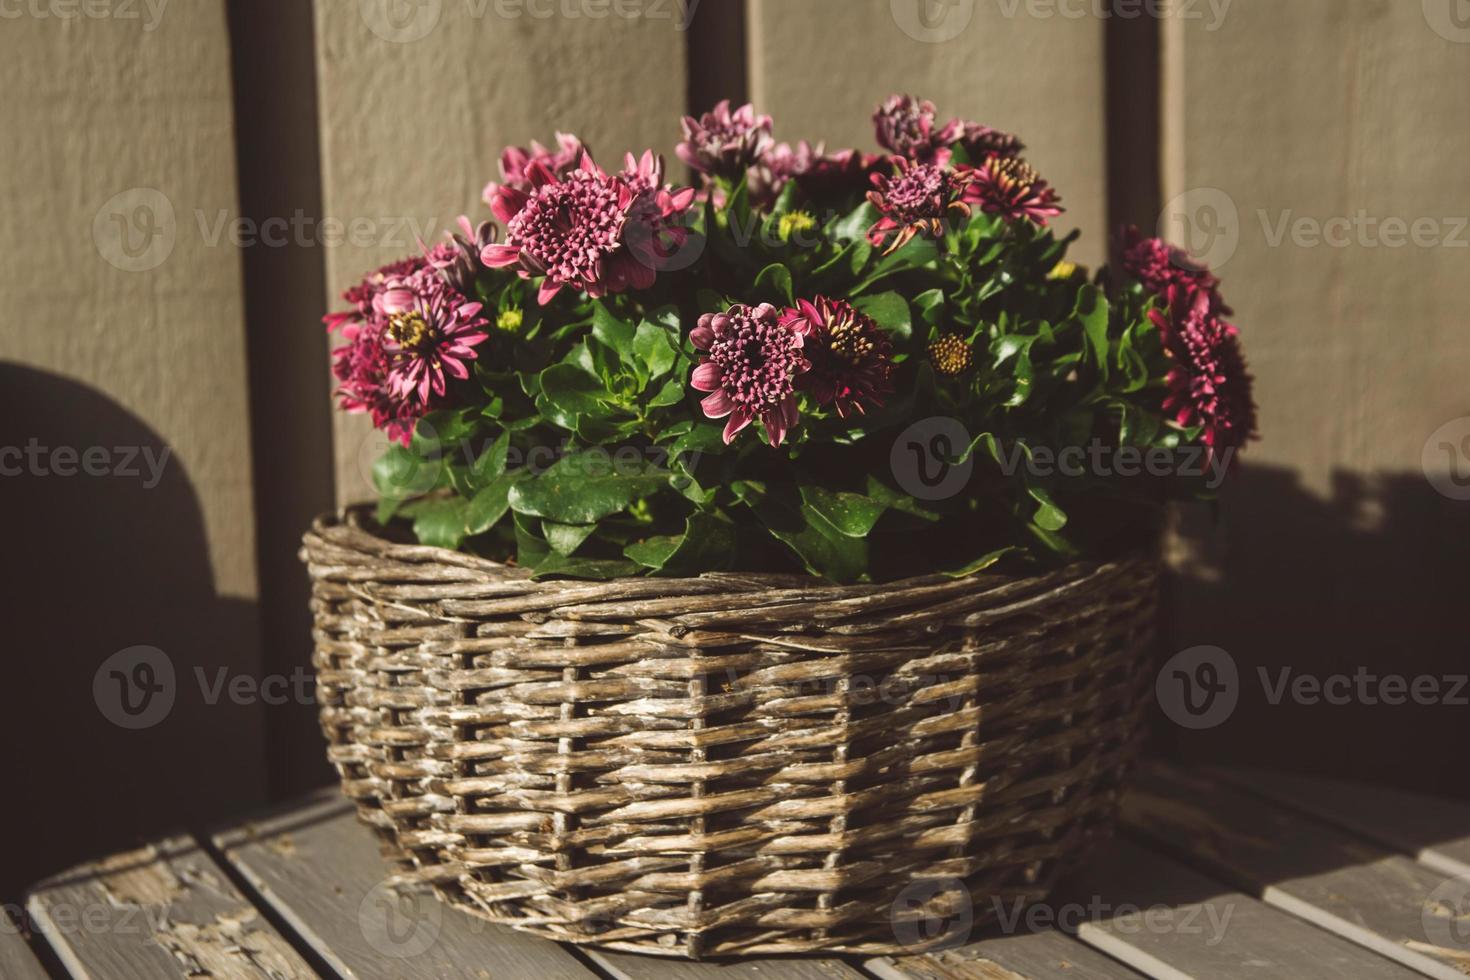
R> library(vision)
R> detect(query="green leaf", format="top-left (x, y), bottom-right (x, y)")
top-left (1075, 284), bottom-right (1111, 380)
top-left (943, 547), bottom-right (1015, 578)
top-left (468, 431), bottom-right (511, 484)
top-left (592, 301), bottom-right (637, 352)
top-left (852, 291), bottom-right (912, 341)
top-left (411, 497), bottom-right (468, 550)
top-left (1028, 486), bottom-right (1069, 532)
top-left (373, 443), bottom-right (445, 502)
top-left (753, 263), bottom-right (795, 304)
top-left (508, 452), bottom-right (668, 524)
top-left (799, 486), bottom-right (888, 538)
top-left (634, 319), bottom-right (678, 380)
top-left (828, 201), bottom-right (879, 244)
top-left (539, 363), bottom-right (612, 416)
top-left (624, 512), bottom-right (736, 575)
top-left (747, 488), bottom-right (867, 582)
top-left (465, 470), bottom-right (522, 535)
top-left (646, 377), bottom-right (686, 408)
top-left (543, 521), bottom-right (597, 556)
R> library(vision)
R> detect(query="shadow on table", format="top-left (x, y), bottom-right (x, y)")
top-left (1157, 461), bottom-right (1470, 798)
top-left (0, 365), bottom-right (269, 900)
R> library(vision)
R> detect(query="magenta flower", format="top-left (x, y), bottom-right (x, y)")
top-left (423, 215), bottom-right (498, 296)
top-left (963, 155), bottom-right (1063, 225)
top-left (484, 132), bottom-right (586, 203)
top-left (749, 139), bottom-right (823, 206)
top-left (677, 100), bottom-right (774, 179)
top-left (782, 297), bottom-right (894, 418)
top-left (482, 151), bottom-right (692, 305)
top-left (1149, 285), bottom-right (1257, 459)
top-left (866, 158), bottom-right (973, 253)
top-left (957, 121), bottom-right (1025, 160)
top-left (374, 269), bottom-right (490, 405)
top-left (330, 323), bottom-right (425, 447)
top-left (323, 255), bottom-right (426, 336)
top-left (690, 303), bottom-right (811, 446)
top-left (1119, 225), bottom-right (1230, 313)
top-left (872, 95), bottom-right (961, 163)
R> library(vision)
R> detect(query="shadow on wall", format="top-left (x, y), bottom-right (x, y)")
top-left (0, 364), bottom-right (268, 898)
top-left (1157, 461), bottom-right (1470, 798)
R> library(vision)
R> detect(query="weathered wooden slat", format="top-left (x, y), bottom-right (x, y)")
top-left (1123, 764), bottom-right (1470, 980)
top-left (868, 925), bottom-right (1142, 980)
top-left (591, 947), bottom-right (866, 980)
top-left (27, 836), bottom-right (317, 979)
top-left (1214, 766), bottom-right (1470, 878)
top-left (213, 792), bottom-right (599, 979)
top-left (1064, 838), bottom-right (1422, 980)
top-left (0, 924), bottom-right (49, 980)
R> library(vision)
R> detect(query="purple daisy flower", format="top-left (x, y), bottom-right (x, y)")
top-left (375, 270), bottom-right (490, 405)
top-left (677, 100), bottom-right (774, 179)
top-left (872, 95), bottom-right (961, 163)
top-left (1119, 225), bottom-right (1231, 314)
top-left (866, 158), bottom-right (973, 253)
top-left (482, 152), bottom-right (693, 305)
top-left (1149, 284), bottom-right (1257, 462)
top-left (963, 155), bottom-right (1063, 225)
top-left (484, 132), bottom-right (586, 203)
top-left (689, 303), bottom-right (811, 446)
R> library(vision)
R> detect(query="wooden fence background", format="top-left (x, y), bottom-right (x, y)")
top-left (1, 0), bottom-right (1467, 890)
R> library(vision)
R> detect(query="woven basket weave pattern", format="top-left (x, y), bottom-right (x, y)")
top-left (305, 509), bottom-right (1159, 958)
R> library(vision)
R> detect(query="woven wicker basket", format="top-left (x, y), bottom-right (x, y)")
top-left (304, 507), bottom-right (1159, 959)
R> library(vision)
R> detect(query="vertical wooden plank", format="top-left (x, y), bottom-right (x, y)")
top-left (748, 0), bottom-right (1109, 266)
top-left (0, 0), bottom-right (267, 896)
top-left (28, 837), bottom-right (317, 979)
top-left (1159, 0), bottom-right (1470, 787)
top-left (313, 0), bottom-right (689, 504)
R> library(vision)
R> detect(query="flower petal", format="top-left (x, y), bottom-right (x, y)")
top-left (701, 389), bottom-right (734, 419)
top-left (690, 362), bottom-right (722, 392)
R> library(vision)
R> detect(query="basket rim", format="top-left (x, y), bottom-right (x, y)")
top-left (305, 503), bottom-right (1160, 597)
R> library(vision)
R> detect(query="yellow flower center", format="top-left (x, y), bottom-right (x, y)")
top-left (496, 308), bottom-right (524, 333)
top-left (778, 210), bottom-right (818, 242)
top-left (387, 311), bottom-right (431, 350)
top-left (928, 334), bottom-right (973, 377)
top-left (1048, 260), bottom-right (1078, 280)
top-left (827, 314), bottom-right (873, 366)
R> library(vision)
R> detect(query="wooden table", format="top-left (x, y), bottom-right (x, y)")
top-left (11, 763), bottom-right (1470, 979)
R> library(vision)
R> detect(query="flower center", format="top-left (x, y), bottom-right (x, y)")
top-left (991, 157), bottom-right (1039, 192)
top-left (387, 311), bottom-right (432, 351)
top-left (777, 211), bottom-right (817, 241)
top-left (929, 334), bottom-right (973, 377)
top-left (827, 315), bottom-right (873, 366)
top-left (496, 309), bottom-right (524, 333)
